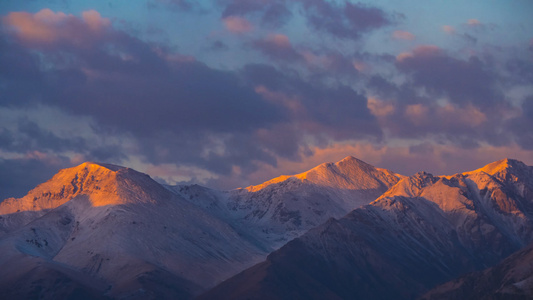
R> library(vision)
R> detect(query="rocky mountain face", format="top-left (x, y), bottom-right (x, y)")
top-left (0, 157), bottom-right (400, 299)
top-left (201, 159), bottom-right (533, 300)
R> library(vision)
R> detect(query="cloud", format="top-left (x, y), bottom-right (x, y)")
top-left (252, 33), bottom-right (301, 61)
top-left (467, 19), bottom-right (481, 26)
top-left (506, 57), bottom-right (533, 85)
top-left (220, 0), bottom-right (292, 27)
top-left (300, 0), bottom-right (392, 39)
top-left (222, 16), bottom-right (253, 33)
top-left (396, 45), bottom-right (441, 62)
top-left (0, 106), bottom-right (129, 172)
top-left (210, 40), bottom-right (228, 51)
top-left (3, 9), bottom-right (110, 47)
top-left (441, 25), bottom-right (480, 44)
top-left (395, 45), bottom-right (504, 107)
top-left (365, 51), bottom-right (517, 149)
top-left (0, 8), bottom-right (385, 196)
top-left (219, 0), bottom-right (393, 39)
top-left (0, 156), bottom-right (71, 200)
top-left (366, 97), bottom-right (395, 117)
top-left (147, 0), bottom-right (198, 11)
top-left (251, 34), bottom-right (369, 76)
top-left (242, 64), bottom-right (381, 141)
top-left (0, 9), bottom-right (292, 183)
top-left (442, 25), bottom-right (455, 34)
top-left (1, 5), bottom-right (531, 198)
top-left (506, 95), bottom-right (533, 149)
top-left (1, 10), bottom-right (285, 136)
top-left (392, 30), bottom-right (415, 40)
top-left (82, 10), bottom-right (111, 31)
top-left (463, 18), bottom-right (496, 32)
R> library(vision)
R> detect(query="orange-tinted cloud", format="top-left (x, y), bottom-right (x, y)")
top-left (392, 30), bottom-right (415, 40)
top-left (405, 104), bottom-right (430, 126)
top-left (264, 33), bottom-right (291, 48)
top-left (396, 52), bottom-right (413, 62)
top-left (82, 10), bottom-right (110, 31)
top-left (467, 19), bottom-right (481, 26)
top-left (437, 104), bottom-right (487, 127)
top-left (252, 33), bottom-right (302, 61)
top-left (301, 51), bottom-right (332, 68)
top-left (412, 45), bottom-right (441, 56)
top-left (367, 97), bottom-right (395, 117)
top-left (442, 25), bottom-right (455, 34)
top-left (352, 60), bottom-right (369, 72)
top-left (222, 16), bottom-right (253, 33)
top-left (396, 45), bottom-right (441, 62)
top-left (3, 8), bottom-right (110, 46)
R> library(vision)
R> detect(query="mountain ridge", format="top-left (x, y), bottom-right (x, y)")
top-left (0, 156), bottom-right (402, 299)
top-left (245, 156), bottom-right (402, 192)
top-left (201, 158), bottom-right (533, 300)
top-left (3, 157), bottom-right (530, 299)
top-left (0, 162), bottom-right (162, 215)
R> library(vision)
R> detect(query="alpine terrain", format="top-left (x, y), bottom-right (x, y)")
top-left (0, 157), bottom-right (401, 299)
top-left (201, 159), bottom-right (533, 300)
top-left (422, 241), bottom-right (533, 299)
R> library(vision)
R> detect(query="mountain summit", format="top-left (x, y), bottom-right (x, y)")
top-left (221, 156), bottom-right (403, 246)
top-left (0, 162), bottom-right (266, 299)
top-left (4, 158), bottom-right (530, 299)
top-left (201, 158), bottom-right (533, 300)
top-left (0, 157), bottom-right (401, 299)
top-left (0, 162), bottom-right (165, 215)
top-left (246, 156), bottom-right (400, 193)
top-left (467, 158), bottom-right (526, 176)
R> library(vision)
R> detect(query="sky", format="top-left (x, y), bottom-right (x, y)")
top-left (0, 0), bottom-right (532, 199)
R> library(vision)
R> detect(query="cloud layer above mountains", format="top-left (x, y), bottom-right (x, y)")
top-left (0, 1), bottom-right (532, 198)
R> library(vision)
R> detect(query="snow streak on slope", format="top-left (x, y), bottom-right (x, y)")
top-left (201, 158), bottom-right (533, 300)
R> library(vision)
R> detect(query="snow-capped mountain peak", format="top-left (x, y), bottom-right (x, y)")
top-left (466, 158), bottom-right (527, 177)
top-left (0, 162), bottom-right (167, 215)
top-left (201, 158), bottom-right (533, 300)
top-left (245, 156), bottom-right (402, 193)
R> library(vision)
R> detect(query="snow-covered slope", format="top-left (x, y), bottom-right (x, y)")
top-left (0, 157), bottom-right (400, 299)
top-left (201, 158), bottom-right (533, 300)
top-left (0, 162), bottom-right (266, 299)
top-left (169, 156), bottom-right (402, 249)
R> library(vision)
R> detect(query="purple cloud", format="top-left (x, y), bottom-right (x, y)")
top-left (395, 45), bottom-right (504, 107)
top-left (220, 0), bottom-right (291, 27)
top-left (252, 34), bottom-right (302, 61)
top-left (0, 8), bottom-right (385, 196)
top-left (1, 4), bottom-right (531, 199)
top-left (300, 0), bottom-right (392, 39)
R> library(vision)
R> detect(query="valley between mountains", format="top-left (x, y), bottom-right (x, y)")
top-left (1, 157), bottom-right (533, 299)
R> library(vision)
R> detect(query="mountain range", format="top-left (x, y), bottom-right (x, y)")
top-left (1, 157), bottom-right (533, 299)
top-left (0, 157), bottom-right (400, 299)
top-left (200, 158), bottom-right (533, 299)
